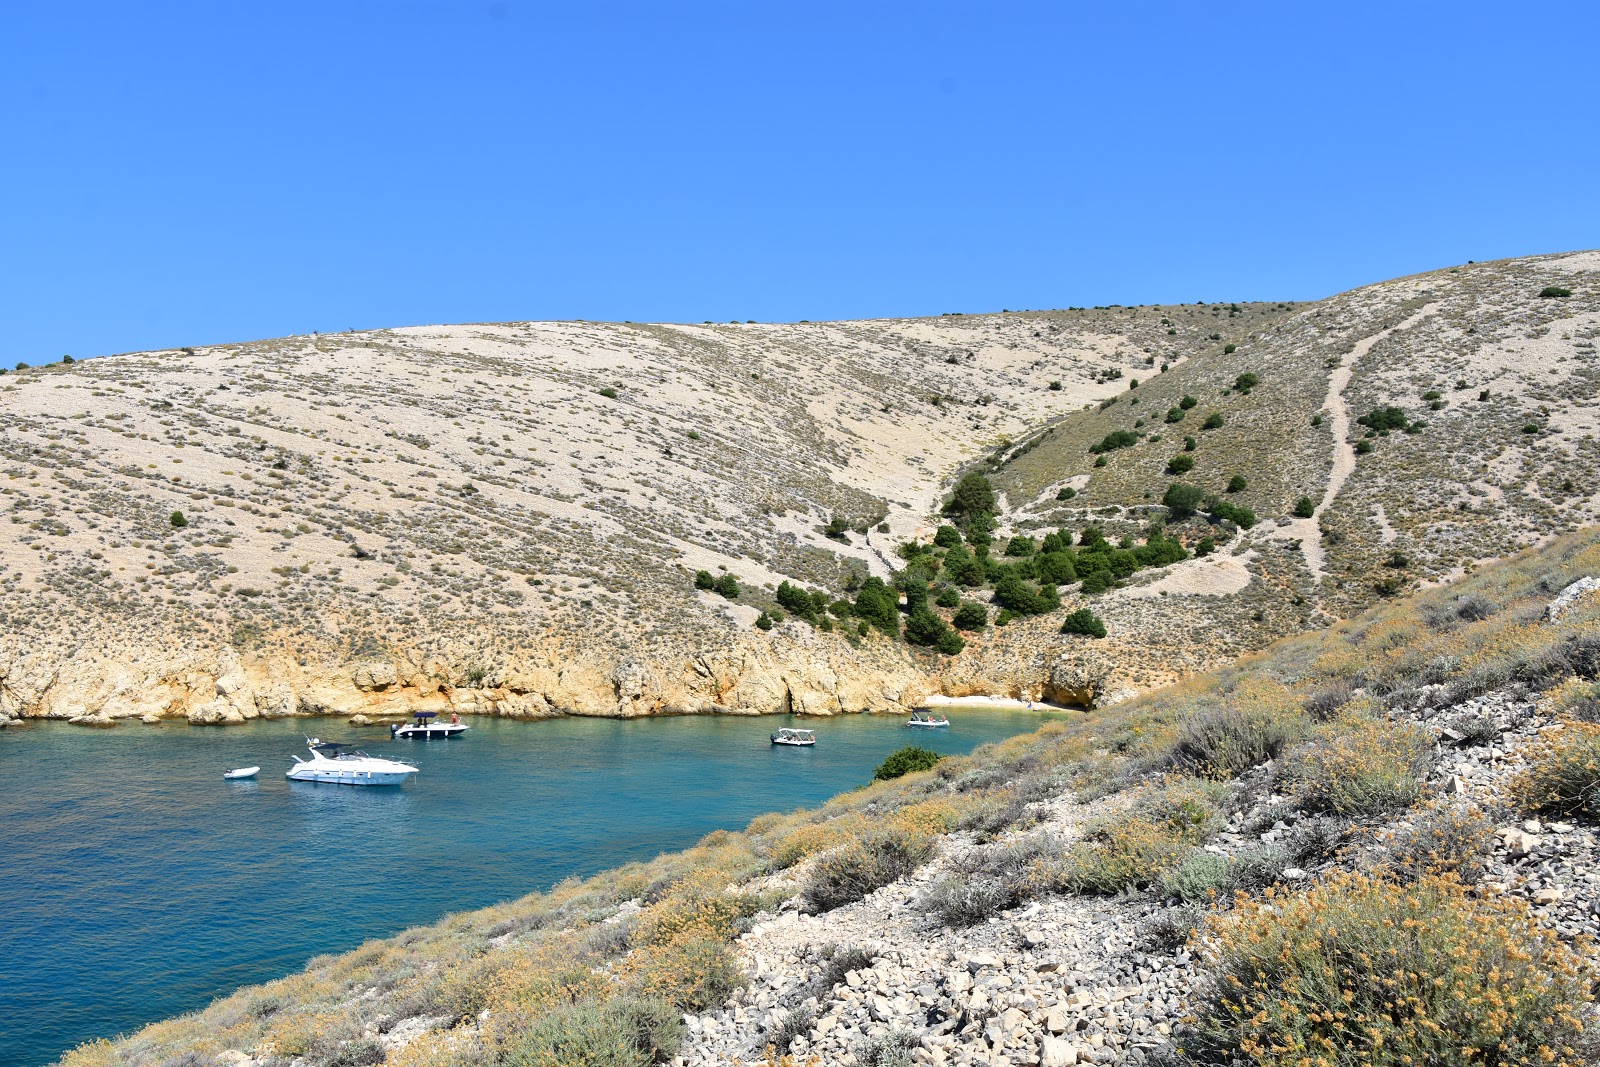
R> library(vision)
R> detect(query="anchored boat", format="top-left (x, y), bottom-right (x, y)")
top-left (391, 711), bottom-right (469, 739)
top-left (770, 727), bottom-right (816, 747)
top-left (287, 739), bottom-right (418, 786)
top-left (907, 710), bottom-right (950, 728)
top-left (223, 766), bottom-right (260, 780)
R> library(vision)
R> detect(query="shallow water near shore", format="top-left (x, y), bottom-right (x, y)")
top-left (0, 708), bottom-right (1066, 1067)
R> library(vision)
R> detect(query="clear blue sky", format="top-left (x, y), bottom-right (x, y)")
top-left (4, 2), bottom-right (1597, 365)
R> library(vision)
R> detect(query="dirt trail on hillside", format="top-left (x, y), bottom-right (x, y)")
top-left (1285, 303), bottom-right (1439, 583)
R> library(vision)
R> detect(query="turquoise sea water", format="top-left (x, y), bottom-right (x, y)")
top-left (0, 708), bottom-right (1064, 1067)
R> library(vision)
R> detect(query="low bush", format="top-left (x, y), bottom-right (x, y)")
top-left (1186, 871), bottom-right (1594, 1066)
top-left (1168, 692), bottom-right (1309, 780)
top-left (504, 994), bottom-right (683, 1067)
top-left (1225, 474), bottom-right (1247, 493)
top-left (1137, 904), bottom-right (1204, 951)
top-left (1548, 677), bottom-right (1600, 722)
top-left (1510, 722), bottom-right (1600, 820)
top-left (859, 1030), bottom-right (919, 1067)
top-left (1283, 710), bottom-right (1431, 816)
top-left (1166, 454), bottom-right (1194, 475)
top-left (626, 934), bottom-right (742, 1012)
top-left (874, 746), bottom-right (944, 780)
top-left (1089, 430), bottom-right (1140, 454)
top-left (1378, 802), bottom-right (1494, 885)
top-left (1540, 285), bottom-right (1573, 298)
top-left (713, 574), bottom-right (739, 599)
top-left (763, 1003), bottom-right (815, 1058)
top-left (1291, 495), bottom-right (1315, 518)
top-left (804, 829), bottom-right (935, 911)
top-left (1062, 780), bottom-right (1222, 895)
top-left (1207, 499), bottom-right (1256, 529)
top-left (924, 873), bottom-right (1019, 927)
top-left (1158, 850), bottom-right (1235, 902)
top-left (815, 945), bottom-right (876, 993)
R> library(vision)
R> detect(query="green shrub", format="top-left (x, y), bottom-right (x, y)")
top-left (1179, 394), bottom-right (1198, 410)
top-left (169, 510), bottom-right (188, 528)
top-left (1510, 723), bottom-right (1600, 819)
top-left (598, 387), bottom-right (619, 399)
top-left (1201, 412), bottom-right (1224, 430)
top-left (1183, 434), bottom-right (1197, 451)
top-left (1055, 486), bottom-right (1077, 500)
top-left (1059, 608), bottom-right (1107, 638)
top-left (1540, 286), bottom-right (1573, 298)
top-left (952, 602), bottom-right (988, 631)
top-left (1187, 871), bottom-right (1594, 1066)
top-left (1291, 495), bottom-right (1316, 518)
top-left (692, 570), bottom-right (716, 591)
top-left (875, 745), bottom-right (945, 780)
top-left (933, 524), bottom-right (964, 548)
top-left (1195, 536), bottom-right (1215, 556)
top-left (1163, 482), bottom-right (1205, 518)
top-left (944, 472), bottom-right (995, 517)
top-left (1208, 499), bottom-right (1256, 529)
top-left (1004, 534), bottom-right (1036, 557)
top-left (1165, 406), bottom-right (1186, 424)
top-left (934, 586), bottom-right (961, 608)
top-left (1357, 406), bottom-right (1409, 433)
top-left (506, 995), bottom-right (683, 1067)
top-left (755, 612), bottom-right (774, 631)
top-left (713, 574), bottom-right (740, 600)
top-left (1354, 438), bottom-right (1374, 455)
top-left (1224, 344), bottom-right (1239, 356)
top-left (1089, 429), bottom-right (1140, 454)
top-left (1233, 371), bottom-right (1255, 390)
top-left (1226, 474), bottom-right (1247, 493)
top-left (1166, 454), bottom-right (1195, 475)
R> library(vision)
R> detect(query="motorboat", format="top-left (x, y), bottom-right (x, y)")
top-left (907, 710), bottom-right (950, 728)
top-left (286, 739), bottom-right (418, 786)
top-left (771, 727), bottom-right (816, 747)
top-left (391, 711), bottom-right (470, 739)
top-left (223, 766), bottom-right (260, 780)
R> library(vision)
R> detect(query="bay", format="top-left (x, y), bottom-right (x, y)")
top-left (0, 707), bottom-right (1063, 1067)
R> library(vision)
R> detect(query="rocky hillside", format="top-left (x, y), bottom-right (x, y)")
top-left (59, 526), bottom-right (1600, 1067)
top-left (2, 252), bottom-right (1596, 727)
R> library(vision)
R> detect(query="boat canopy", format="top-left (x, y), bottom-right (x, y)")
top-left (776, 728), bottom-right (814, 736)
top-left (312, 741), bottom-right (360, 754)
top-left (414, 712), bottom-right (438, 720)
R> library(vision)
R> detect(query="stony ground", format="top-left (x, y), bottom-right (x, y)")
top-left (670, 675), bottom-right (1600, 1065)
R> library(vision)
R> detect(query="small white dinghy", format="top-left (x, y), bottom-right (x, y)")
top-left (223, 766), bottom-right (260, 780)
top-left (907, 710), bottom-right (950, 728)
top-left (771, 727), bottom-right (816, 747)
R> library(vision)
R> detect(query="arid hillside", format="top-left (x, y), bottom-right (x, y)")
top-left (1, 252), bottom-right (1595, 726)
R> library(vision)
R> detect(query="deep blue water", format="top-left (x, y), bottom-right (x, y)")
top-left (0, 708), bottom-right (1064, 1067)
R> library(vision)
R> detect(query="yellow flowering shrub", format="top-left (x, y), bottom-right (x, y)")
top-left (1511, 722), bottom-right (1600, 819)
top-left (1190, 871), bottom-right (1595, 1065)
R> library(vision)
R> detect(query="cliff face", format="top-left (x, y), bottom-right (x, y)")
top-left (3, 252), bottom-right (1598, 729)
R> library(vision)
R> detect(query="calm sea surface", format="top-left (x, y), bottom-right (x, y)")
top-left (0, 708), bottom-right (1064, 1067)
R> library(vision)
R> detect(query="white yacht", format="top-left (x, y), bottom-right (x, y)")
top-left (771, 727), bottom-right (816, 747)
top-left (391, 711), bottom-right (470, 739)
top-left (286, 739), bottom-right (418, 786)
